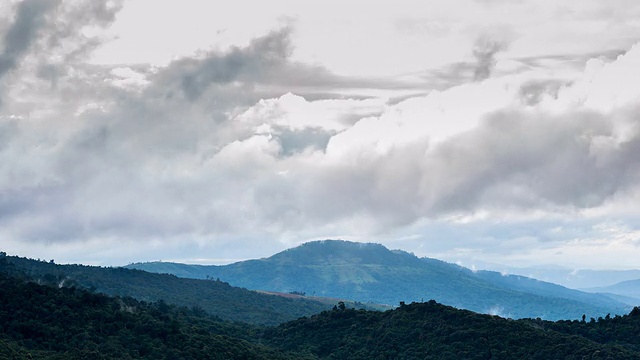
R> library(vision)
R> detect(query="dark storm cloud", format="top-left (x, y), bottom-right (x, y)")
top-left (0, 0), bottom-right (57, 79)
top-left (422, 110), bottom-right (627, 213)
top-left (0, 0), bottom-right (125, 100)
top-left (36, 0), bottom-right (125, 85)
top-left (176, 27), bottom-right (292, 101)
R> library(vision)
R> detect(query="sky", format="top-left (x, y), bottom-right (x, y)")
top-left (1, 0), bottom-right (640, 270)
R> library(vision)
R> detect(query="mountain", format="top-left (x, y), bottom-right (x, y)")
top-left (3, 265), bottom-right (640, 360)
top-left (472, 263), bottom-right (640, 289)
top-left (126, 240), bottom-right (630, 320)
top-left (468, 269), bottom-right (637, 308)
top-left (0, 253), bottom-right (330, 325)
top-left (585, 279), bottom-right (640, 301)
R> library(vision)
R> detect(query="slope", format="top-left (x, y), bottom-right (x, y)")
top-left (3, 263), bottom-right (640, 360)
top-left (0, 271), bottom-right (312, 360)
top-left (585, 279), bottom-right (640, 301)
top-left (261, 301), bottom-right (640, 360)
top-left (0, 254), bottom-right (329, 325)
top-left (476, 265), bottom-right (640, 289)
top-left (127, 240), bottom-right (630, 320)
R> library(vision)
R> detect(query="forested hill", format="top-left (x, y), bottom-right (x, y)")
top-left (3, 266), bottom-right (640, 360)
top-left (0, 254), bottom-right (330, 325)
top-left (0, 271), bottom-right (312, 360)
top-left (127, 240), bottom-right (631, 320)
top-left (261, 301), bottom-right (640, 360)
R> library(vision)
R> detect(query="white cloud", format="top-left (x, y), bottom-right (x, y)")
top-left (109, 66), bottom-right (150, 90)
top-left (2, 1), bottom-right (640, 268)
top-left (551, 43), bottom-right (640, 113)
top-left (236, 92), bottom-right (386, 132)
top-left (325, 77), bottom-right (520, 159)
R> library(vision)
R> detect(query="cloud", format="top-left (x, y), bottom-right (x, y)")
top-left (0, 0), bottom-right (58, 104)
top-left (243, 42), bottom-right (640, 235)
top-left (0, 0), bottom-right (125, 112)
top-left (0, 24), bottom-right (393, 250)
top-left (419, 110), bottom-right (634, 213)
top-left (2, 7), bottom-right (640, 267)
top-left (236, 92), bottom-right (385, 132)
top-left (173, 27), bottom-right (293, 101)
top-left (0, 0), bottom-right (57, 79)
top-left (151, 25), bottom-right (431, 107)
top-left (7, 50), bottom-right (640, 239)
top-left (472, 35), bottom-right (509, 81)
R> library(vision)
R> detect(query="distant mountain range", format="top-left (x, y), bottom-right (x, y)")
top-left (473, 263), bottom-right (640, 290)
top-left (585, 279), bottom-right (640, 301)
top-left (126, 240), bottom-right (634, 320)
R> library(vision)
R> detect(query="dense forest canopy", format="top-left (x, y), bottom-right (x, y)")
top-left (0, 254), bottom-right (330, 325)
top-left (3, 254), bottom-right (640, 359)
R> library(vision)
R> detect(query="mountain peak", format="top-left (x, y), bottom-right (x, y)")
top-left (125, 239), bottom-right (632, 320)
top-left (269, 240), bottom-right (418, 265)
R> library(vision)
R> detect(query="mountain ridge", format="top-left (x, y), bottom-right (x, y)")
top-left (126, 240), bottom-right (632, 320)
top-left (584, 279), bottom-right (640, 301)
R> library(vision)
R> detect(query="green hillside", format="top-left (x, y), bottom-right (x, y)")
top-left (0, 254), bottom-right (330, 325)
top-left (0, 271), bottom-right (311, 360)
top-left (262, 301), bottom-right (640, 359)
top-left (127, 240), bottom-right (630, 320)
top-left (3, 267), bottom-right (640, 360)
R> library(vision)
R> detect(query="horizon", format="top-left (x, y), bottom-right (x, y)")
top-left (2, 1), bottom-right (640, 270)
top-left (7, 238), bottom-right (640, 293)
top-left (5, 238), bottom-right (640, 275)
